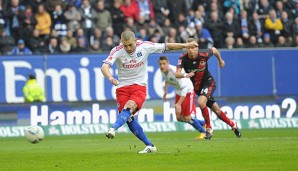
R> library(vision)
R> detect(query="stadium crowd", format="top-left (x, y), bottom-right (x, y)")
top-left (0, 0), bottom-right (297, 55)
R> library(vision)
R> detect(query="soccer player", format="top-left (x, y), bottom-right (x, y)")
top-left (176, 38), bottom-right (241, 139)
top-left (158, 56), bottom-right (206, 140)
top-left (101, 31), bottom-right (198, 153)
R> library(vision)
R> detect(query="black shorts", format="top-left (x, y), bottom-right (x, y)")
top-left (195, 79), bottom-right (216, 108)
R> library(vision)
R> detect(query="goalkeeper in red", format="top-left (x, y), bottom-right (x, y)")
top-left (101, 31), bottom-right (198, 153)
top-left (176, 38), bottom-right (241, 139)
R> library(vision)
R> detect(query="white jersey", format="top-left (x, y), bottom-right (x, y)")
top-left (103, 40), bottom-right (166, 88)
top-left (162, 65), bottom-right (194, 96)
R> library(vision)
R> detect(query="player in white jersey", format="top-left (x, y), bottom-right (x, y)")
top-left (101, 31), bottom-right (198, 153)
top-left (158, 56), bottom-right (206, 140)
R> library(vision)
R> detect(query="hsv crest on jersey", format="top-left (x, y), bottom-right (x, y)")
top-left (137, 52), bottom-right (142, 57)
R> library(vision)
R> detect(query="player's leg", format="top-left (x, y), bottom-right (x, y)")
top-left (127, 85), bottom-right (156, 153)
top-left (209, 100), bottom-right (241, 138)
top-left (181, 91), bottom-right (206, 134)
top-left (106, 86), bottom-right (137, 138)
top-left (197, 81), bottom-right (216, 139)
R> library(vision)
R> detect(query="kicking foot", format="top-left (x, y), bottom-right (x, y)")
top-left (232, 123), bottom-right (241, 138)
top-left (105, 128), bottom-right (115, 139)
top-left (138, 146), bottom-right (157, 154)
top-left (205, 128), bottom-right (213, 140)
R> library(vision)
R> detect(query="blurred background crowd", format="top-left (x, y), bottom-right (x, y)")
top-left (0, 0), bottom-right (297, 55)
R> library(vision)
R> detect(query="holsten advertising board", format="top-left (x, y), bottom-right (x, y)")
top-left (0, 97), bottom-right (297, 137)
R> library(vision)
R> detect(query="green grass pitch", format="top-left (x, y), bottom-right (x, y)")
top-left (0, 129), bottom-right (297, 171)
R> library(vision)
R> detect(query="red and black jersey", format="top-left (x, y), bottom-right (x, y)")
top-left (177, 48), bottom-right (214, 91)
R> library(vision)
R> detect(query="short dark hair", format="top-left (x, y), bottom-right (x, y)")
top-left (158, 56), bottom-right (169, 62)
top-left (29, 74), bottom-right (35, 79)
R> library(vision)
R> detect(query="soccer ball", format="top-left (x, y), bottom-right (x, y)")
top-left (24, 125), bottom-right (45, 144)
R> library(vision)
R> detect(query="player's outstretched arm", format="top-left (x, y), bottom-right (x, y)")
top-left (212, 47), bottom-right (225, 68)
top-left (101, 63), bottom-right (119, 86)
top-left (165, 42), bottom-right (198, 51)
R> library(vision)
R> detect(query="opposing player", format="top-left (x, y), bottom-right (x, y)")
top-left (101, 31), bottom-right (198, 153)
top-left (158, 56), bottom-right (206, 140)
top-left (176, 38), bottom-right (241, 139)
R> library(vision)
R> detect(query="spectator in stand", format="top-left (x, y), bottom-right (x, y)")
top-left (35, 4), bottom-right (52, 39)
top-left (74, 37), bottom-right (88, 52)
top-left (239, 10), bottom-right (250, 44)
top-left (235, 37), bottom-right (245, 48)
top-left (6, 0), bottom-right (25, 41)
top-left (79, 0), bottom-right (96, 42)
top-left (281, 11), bottom-right (293, 44)
top-left (224, 36), bottom-right (235, 49)
top-left (147, 19), bottom-right (164, 36)
top-left (223, 0), bottom-right (241, 15)
top-left (195, 21), bottom-right (213, 49)
top-left (208, 1), bottom-right (224, 21)
top-left (47, 37), bottom-right (60, 53)
top-left (105, 26), bottom-right (120, 46)
top-left (120, 0), bottom-right (138, 21)
top-left (164, 27), bottom-right (182, 43)
top-left (206, 11), bottom-right (225, 48)
top-left (135, 0), bottom-right (155, 23)
top-left (20, 5), bottom-right (36, 42)
top-left (292, 17), bottom-right (298, 43)
top-left (110, 0), bottom-right (125, 37)
top-left (260, 33), bottom-right (274, 48)
top-left (95, 0), bottom-right (112, 37)
top-left (186, 10), bottom-right (195, 25)
top-left (89, 39), bottom-right (101, 53)
top-left (59, 37), bottom-right (71, 53)
top-left (161, 18), bottom-right (172, 36)
top-left (45, 0), bottom-right (63, 13)
top-left (11, 39), bottom-right (32, 55)
top-left (90, 27), bottom-right (102, 48)
top-left (257, 0), bottom-right (272, 21)
top-left (64, 2), bottom-right (81, 33)
top-left (293, 35), bottom-right (298, 47)
top-left (182, 22), bottom-right (198, 42)
top-left (0, 29), bottom-right (15, 55)
top-left (248, 12), bottom-right (265, 44)
top-left (223, 12), bottom-right (241, 40)
top-left (136, 16), bottom-right (147, 31)
top-left (194, 10), bottom-right (205, 26)
top-left (26, 0), bottom-right (43, 13)
top-left (136, 28), bottom-right (149, 41)
top-left (29, 29), bottom-right (47, 54)
top-left (175, 13), bottom-right (188, 29)
top-left (167, 0), bottom-right (187, 27)
top-left (246, 35), bottom-right (259, 48)
top-left (64, 0), bottom-right (82, 8)
top-left (276, 35), bottom-right (290, 47)
top-left (101, 36), bottom-right (114, 51)
top-left (124, 17), bottom-right (137, 33)
top-left (275, 0), bottom-right (288, 19)
top-left (265, 9), bottom-right (283, 45)
top-left (65, 29), bottom-right (77, 50)
top-left (151, 0), bottom-right (169, 25)
top-left (51, 4), bottom-right (67, 37)
top-left (0, 1), bottom-right (5, 31)
top-left (76, 28), bottom-right (88, 48)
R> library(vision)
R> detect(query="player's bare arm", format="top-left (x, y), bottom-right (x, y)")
top-left (175, 72), bottom-right (195, 78)
top-left (101, 63), bottom-right (119, 86)
top-left (166, 42), bottom-right (198, 51)
top-left (163, 82), bottom-right (169, 101)
top-left (212, 47), bottom-right (225, 68)
top-left (175, 95), bottom-right (186, 114)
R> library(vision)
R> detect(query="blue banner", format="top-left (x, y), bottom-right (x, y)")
top-left (0, 49), bottom-right (298, 103)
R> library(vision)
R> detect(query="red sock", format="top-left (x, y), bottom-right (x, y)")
top-left (218, 111), bottom-right (235, 128)
top-left (201, 107), bottom-right (211, 129)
